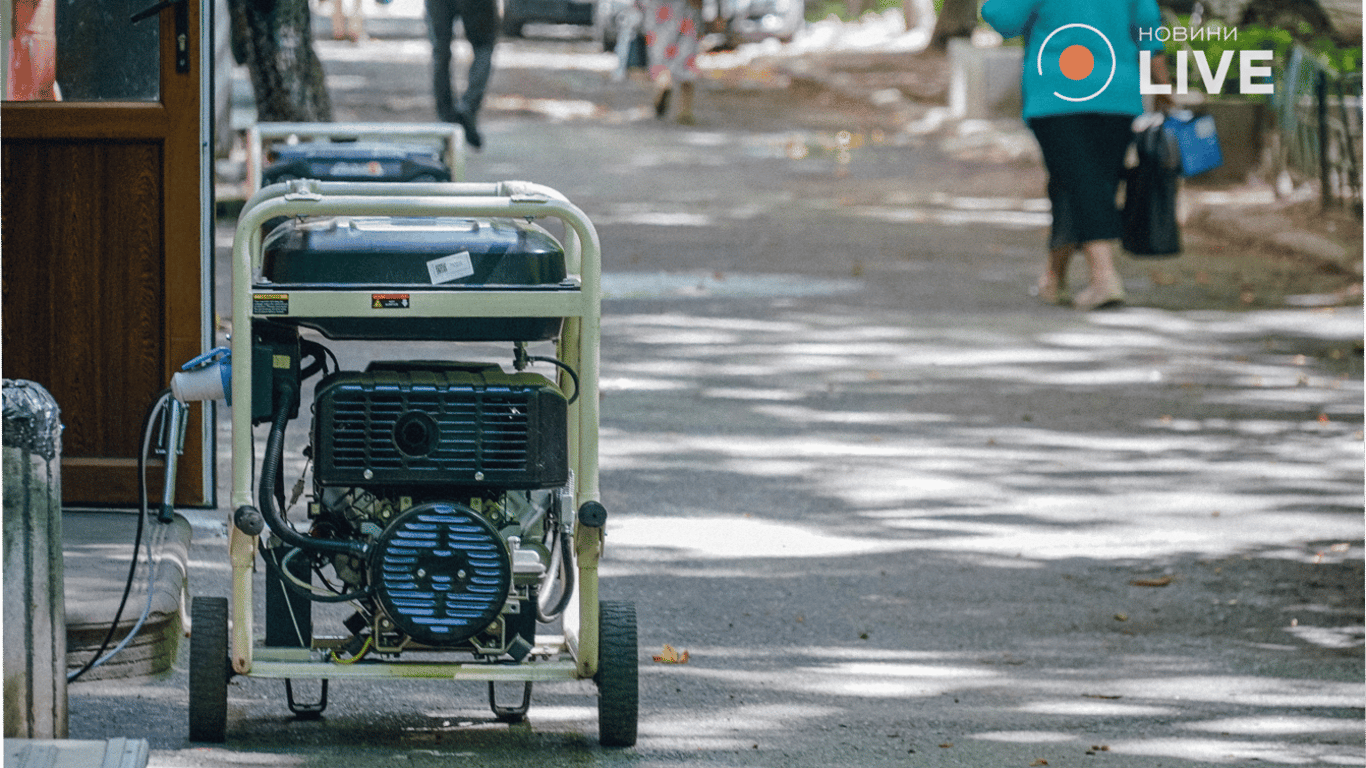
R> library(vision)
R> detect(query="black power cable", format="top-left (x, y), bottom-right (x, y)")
top-left (68, 389), bottom-right (170, 684)
top-left (529, 355), bottom-right (580, 405)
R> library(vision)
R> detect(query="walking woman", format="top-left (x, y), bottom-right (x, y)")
top-left (982, 0), bottom-right (1170, 310)
top-left (643, 0), bottom-right (703, 124)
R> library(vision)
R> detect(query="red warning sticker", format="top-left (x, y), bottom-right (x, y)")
top-left (372, 294), bottom-right (410, 309)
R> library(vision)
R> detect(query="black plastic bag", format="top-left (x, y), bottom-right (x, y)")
top-left (1122, 122), bottom-right (1182, 258)
top-left (627, 33), bottom-right (648, 70)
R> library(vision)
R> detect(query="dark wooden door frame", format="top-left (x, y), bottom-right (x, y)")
top-left (2, 0), bottom-right (212, 507)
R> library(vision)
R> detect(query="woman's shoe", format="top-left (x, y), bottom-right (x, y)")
top-left (1034, 274), bottom-right (1069, 305)
top-left (1073, 282), bottom-right (1126, 311)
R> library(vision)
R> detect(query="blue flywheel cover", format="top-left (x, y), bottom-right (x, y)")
top-left (370, 502), bottom-right (511, 647)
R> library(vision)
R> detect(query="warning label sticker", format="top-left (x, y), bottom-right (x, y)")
top-left (254, 294), bottom-right (289, 315)
top-left (372, 294), bottom-right (411, 309)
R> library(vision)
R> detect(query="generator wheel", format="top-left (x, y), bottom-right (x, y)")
top-left (188, 596), bottom-right (230, 743)
top-left (595, 600), bottom-right (638, 747)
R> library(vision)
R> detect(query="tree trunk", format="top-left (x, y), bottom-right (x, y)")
top-left (229, 0), bottom-right (334, 122)
top-left (902, 0), bottom-right (933, 31)
top-left (929, 0), bottom-right (978, 49)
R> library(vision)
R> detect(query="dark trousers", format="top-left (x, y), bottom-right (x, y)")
top-left (426, 0), bottom-right (498, 121)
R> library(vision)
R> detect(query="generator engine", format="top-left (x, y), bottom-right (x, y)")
top-left (259, 355), bottom-right (574, 661)
top-left (248, 214), bottom-right (580, 662)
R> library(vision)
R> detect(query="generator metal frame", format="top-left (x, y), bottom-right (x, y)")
top-left (248, 122), bottom-right (467, 191)
top-left (225, 179), bottom-right (608, 702)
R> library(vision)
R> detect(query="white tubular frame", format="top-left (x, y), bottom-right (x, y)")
top-left (228, 180), bottom-right (603, 682)
top-left (248, 122), bottom-right (467, 191)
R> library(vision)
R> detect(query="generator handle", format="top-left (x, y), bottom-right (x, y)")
top-left (248, 122), bottom-right (467, 193)
top-left (239, 180), bottom-right (586, 271)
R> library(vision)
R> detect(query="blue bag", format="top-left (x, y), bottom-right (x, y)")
top-left (1164, 111), bottom-right (1223, 177)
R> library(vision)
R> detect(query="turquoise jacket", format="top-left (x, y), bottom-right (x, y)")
top-left (981, 0), bottom-right (1165, 120)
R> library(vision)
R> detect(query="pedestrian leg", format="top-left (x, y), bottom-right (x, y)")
top-left (1074, 239), bottom-right (1125, 310)
top-left (652, 69), bottom-right (672, 118)
top-left (455, 42), bottom-right (494, 149)
top-left (426, 0), bottom-right (458, 122)
top-left (674, 80), bottom-right (694, 124)
top-left (1038, 244), bottom-right (1073, 304)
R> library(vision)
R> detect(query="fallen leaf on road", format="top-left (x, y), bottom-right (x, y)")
top-left (1031, 760), bottom-right (1049, 766)
top-left (653, 644), bottom-right (690, 664)
top-left (1114, 613), bottom-right (1129, 621)
top-left (1129, 575), bottom-right (1174, 587)
top-left (938, 743), bottom-right (954, 749)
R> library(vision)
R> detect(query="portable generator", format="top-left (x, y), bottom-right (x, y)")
top-left (248, 123), bottom-right (467, 192)
top-left (187, 179), bottom-right (636, 747)
top-left (262, 141), bottom-right (451, 186)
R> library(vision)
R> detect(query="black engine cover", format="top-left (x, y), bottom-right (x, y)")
top-left (312, 363), bottom-right (568, 491)
top-left (258, 216), bottom-right (568, 342)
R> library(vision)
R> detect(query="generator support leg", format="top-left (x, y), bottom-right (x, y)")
top-left (488, 681), bottom-right (533, 723)
top-left (285, 679), bottom-right (328, 719)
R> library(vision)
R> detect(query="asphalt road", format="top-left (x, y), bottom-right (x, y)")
top-left (68, 29), bottom-right (1364, 767)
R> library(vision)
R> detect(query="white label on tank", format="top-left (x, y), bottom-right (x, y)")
top-left (427, 251), bottom-right (475, 284)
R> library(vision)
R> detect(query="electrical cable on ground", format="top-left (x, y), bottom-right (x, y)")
top-left (68, 389), bottom-right (175, 683)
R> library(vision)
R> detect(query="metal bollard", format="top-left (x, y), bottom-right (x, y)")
top-left (3, 379), bottom-right (67, 739)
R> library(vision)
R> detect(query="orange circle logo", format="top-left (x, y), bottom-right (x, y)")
top-left (1036, 24), bottom-right (1115, 102)
top-left (1059, 44), bottom-right (1094, 81)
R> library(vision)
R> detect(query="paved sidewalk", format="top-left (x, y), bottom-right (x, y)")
top-left (311, 0), bottom-right (428, 39)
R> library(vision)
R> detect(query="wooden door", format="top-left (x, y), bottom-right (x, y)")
top-left (2, 0), bottom-right (210, 507)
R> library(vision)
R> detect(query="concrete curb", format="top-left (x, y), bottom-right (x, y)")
top-left (5, 738), bottom-right (149, 768)
top-left (64, 513), bottom-right (191, 682)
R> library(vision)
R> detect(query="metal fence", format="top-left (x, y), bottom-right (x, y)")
top-left (1275, 45), bottom-right (1363, 214)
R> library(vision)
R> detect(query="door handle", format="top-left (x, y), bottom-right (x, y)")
top-left (131, 0), bottom-right (190, 74)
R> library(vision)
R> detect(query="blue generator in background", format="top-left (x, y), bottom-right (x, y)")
top-left (249, 123), bottom-right (467, 191)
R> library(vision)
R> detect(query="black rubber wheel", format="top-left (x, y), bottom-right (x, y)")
top-left (595, 600), bottom-right (638, 747)
top-left (188, 596), bottom-right (230, 743)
